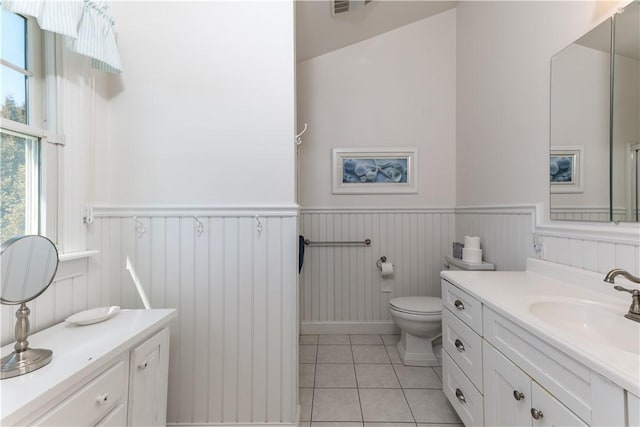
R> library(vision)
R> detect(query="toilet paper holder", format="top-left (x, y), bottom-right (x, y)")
top-left (376, 256), bottom-right (387, 270)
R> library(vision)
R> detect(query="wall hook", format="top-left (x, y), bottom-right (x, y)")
top-left (194, 216), bottom-right (205, 236)
top-left (255, 215), bottom-right (263, 234)
top-left (133, 216), bottom-right (146, 236)
top-left (295, 123), bottom-right (308, 146)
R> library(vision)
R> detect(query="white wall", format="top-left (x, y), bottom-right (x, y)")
top-left (456, 1), bottom-right (626, 211)
top-left (96, 1), bottom-right (296, 206)
top-left (297, 9), bottom-right (456, 209)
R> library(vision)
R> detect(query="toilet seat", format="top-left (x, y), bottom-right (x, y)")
top-left (389, 296), bottom-right (441, 315)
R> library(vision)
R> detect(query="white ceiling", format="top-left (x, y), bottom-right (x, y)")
top-left (295, 0), bottom-right (457, 62)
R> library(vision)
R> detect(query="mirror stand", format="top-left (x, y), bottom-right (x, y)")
top-left (1, 303), bottom-right (52, 379)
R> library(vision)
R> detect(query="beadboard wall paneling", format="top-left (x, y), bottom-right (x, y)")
top-left (299, 209), bottom-right (455, 326)
top-left (455, 207), bottom-right (536, 271)
top-left (550, 207), bottom-right (628, 222)
top-left (0, 257), bottom-right (104, 346)
top-left (91, 213), bottom-right (298, 425)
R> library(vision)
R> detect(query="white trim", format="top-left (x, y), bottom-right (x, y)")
top-left (92, 204), bottom-right (301, 218)
top-left (302, 207), bottom-right (455, 214)
top-left (58, 250), bottom-right (99, 262)
top-left (300, 321), bottom-right (399, 335)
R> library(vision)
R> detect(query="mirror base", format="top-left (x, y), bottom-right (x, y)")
top-left (1, 348), bottom-right (52, 380)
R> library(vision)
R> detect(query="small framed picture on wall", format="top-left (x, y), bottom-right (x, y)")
top-left (550, 145), bottom-right (584, 193)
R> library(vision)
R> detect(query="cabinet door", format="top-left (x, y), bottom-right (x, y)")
top-left (530, 381), bottom-right (587, 427)
top-left (483, 342), bottom-right (530, 427)
top-left (128, 328), bottom-right (171, 426)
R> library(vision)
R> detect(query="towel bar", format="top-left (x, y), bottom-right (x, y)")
top-left (304, 239), bottom-right (371, 247)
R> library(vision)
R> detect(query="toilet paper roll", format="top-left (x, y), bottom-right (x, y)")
top-left (463, 248), bottom-right (482, 263)
top-left (380, 262), bottom-right (394, 278)
top-left (464, 236), bottom-right (481, 249)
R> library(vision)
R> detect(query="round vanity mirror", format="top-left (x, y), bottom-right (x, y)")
top-left (1, 235), bottom-right (59, 304)
top-left (1, 235), bottom-right (59, 379)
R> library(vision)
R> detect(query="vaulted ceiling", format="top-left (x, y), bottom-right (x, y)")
top-left (296, 1), bottom-right (457, 62)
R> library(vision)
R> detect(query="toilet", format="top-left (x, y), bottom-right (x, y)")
top-left (389, 255), bottom-right (495, 367)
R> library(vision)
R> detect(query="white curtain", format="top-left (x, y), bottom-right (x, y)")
top-left (2, 0), bottom-right (122, 73)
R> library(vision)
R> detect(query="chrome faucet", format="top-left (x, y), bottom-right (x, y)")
top-left (604, 269), bottom-right (640, 323)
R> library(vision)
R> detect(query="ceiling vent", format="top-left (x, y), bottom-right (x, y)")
top-left (332, 0), bottom-right (372, 15)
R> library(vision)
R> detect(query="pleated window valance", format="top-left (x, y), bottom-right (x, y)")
top-left (2, 0), bottom-right (122, 73)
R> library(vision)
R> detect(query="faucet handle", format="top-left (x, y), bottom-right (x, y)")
top-left (614, 285), bottom-right (640, 295)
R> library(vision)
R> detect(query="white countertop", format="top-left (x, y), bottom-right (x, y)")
top-left (0, 308), bottom-right (176, 424)
top-left (440, 259), bottom-right (640, 396)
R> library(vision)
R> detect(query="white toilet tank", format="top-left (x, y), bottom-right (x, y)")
top-left (444, 255), bottom-right (495, 271)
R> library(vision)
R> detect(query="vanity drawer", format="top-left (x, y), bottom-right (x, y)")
top-left (33, 356), bottom-right (129, 426)
top-left (442, 350), bottom-right (484, 426)
top-left (442, 279), bottom-right (483, 334)
top-left (483, 307), bottom-right (592, 424)
top-left (443, 308), bottom-right (483, 392)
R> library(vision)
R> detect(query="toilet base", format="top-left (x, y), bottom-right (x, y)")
top-left (397, 331), bottom-right (441, 367)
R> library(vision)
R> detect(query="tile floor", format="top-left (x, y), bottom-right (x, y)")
top-left (299, 334), bottom-right (463, 427)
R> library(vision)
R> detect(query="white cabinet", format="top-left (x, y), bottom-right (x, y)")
top-left (128, 327), bottom-right (170, 426)
top-left (484, 342), bottom-right (586, 427)
top-left (1, 309), bottom-right (176, 427)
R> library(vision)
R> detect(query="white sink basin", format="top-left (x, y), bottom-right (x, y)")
top-left (529, 299), bottom-right (640, 355)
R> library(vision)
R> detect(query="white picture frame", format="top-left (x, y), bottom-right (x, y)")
top-left (550, 145), bottom-right (584, 193)
top-left (332, 147), bottom-right (418, 194)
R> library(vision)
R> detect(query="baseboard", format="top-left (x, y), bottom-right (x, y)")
top-left (300, 321), bottom-right (399, 335)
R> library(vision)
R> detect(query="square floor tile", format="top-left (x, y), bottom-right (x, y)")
top-left (417, 424), bottom-right (462, 427)
top-left (316, 364), bottom-right (357, 388)
top-left (352, 345), bottom-right (390, 364)
top-left (433, 343), bottom-right (442, 366)
top-left (392, 364), bottom-right (441, 389)
top-left (319, 334), bottom-right (351, 345)
top-left (317, 345), bottom-right (354, 363)
top-left (382, 335), bottom-right (401, 345)
top-left (300, 423), bottom-right (311, 427)
top-left (312, 423), bottom-right (364, 427)
top-left (433, 366), bottom-right (443, 381)
top-left (350, 334), bottom-right (383, 345)
top-left (300, 388), bottom-right (313, 421)
top-left (300, 335), bottom-right (319, 344)
top-left (299, 363), bottom-right (316, 388)
top-left (359, 389), bottom-right (414, 422)
top-left (366, 424), bottom-right (416, 427)
top-left (300, 345), bottom-right (318, 363)
top-left (404, 389), bottom-right (461, 423)
top-left (312, 388), bottom-right (362, 421)
top-left (385, 345), bottom-right (401, 364)
top-left (355, 364), bottom-right (400, 388)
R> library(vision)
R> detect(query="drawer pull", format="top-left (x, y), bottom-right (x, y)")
top-left (138, 361), bottom-right (149, 370)
top-left (454, 339), bottom-right (465, 352)
top-left (513, 390), bottom-right (525, 401)
top-left (455, 388), bottom-right (466, 404)
top-left (96, 393), bottom-right (109, 404)
top-left (530, 408), bottom-right (544, 420)
top-left (454, 300), bottom-right (465, 310)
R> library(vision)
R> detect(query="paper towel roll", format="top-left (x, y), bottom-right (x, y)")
top-left (464, 236), bottom-right (481, 249)
top-left (380, 262), bottom-right (394, 278)
top-left (463, 248), bottom-right (482, 263)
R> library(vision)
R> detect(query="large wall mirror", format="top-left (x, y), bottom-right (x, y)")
top-left (550, 1), bottom-right (639, 223)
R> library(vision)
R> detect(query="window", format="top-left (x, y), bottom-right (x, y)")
top-left (1, 10), bottom-right (45, 243)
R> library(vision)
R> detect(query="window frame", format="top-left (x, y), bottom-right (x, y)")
top-left (1, 14), bottom-right (58, 245)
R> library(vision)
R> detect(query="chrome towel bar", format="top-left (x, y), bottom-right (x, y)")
top-left (304, 238), bottom-right (371, 247)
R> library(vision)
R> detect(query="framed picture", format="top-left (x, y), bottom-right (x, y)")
top-left (550, 145), bottom-right (584, 193)
top-left (332, 147), bottom-right (418, 194)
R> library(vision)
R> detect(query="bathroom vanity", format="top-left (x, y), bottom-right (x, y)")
top-left (440, 259), bottom-right (640, 426)
top-left (0, 309), bottom-right (176, 426)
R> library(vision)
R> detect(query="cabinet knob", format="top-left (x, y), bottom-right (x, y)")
top-left (530, 408), bottom-right (544, 420)
top-left (138, 360), bottom-right (149, 370)
top-left (513, 390), bottom-right (525, 401)
top-left (454, 339), bottom-right (465, 352)
top-left (454, 300), bottom-right (465, 310)
top-left (455, 388), bottom-right (466, 404)
top-left (96, 393), bottom-right (109, 404)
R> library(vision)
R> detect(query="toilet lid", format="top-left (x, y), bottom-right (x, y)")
top-left (389, 297), bottom-right (442, 315)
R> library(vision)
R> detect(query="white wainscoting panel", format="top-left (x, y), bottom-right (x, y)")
top-left (90, 212), bottom-right (298, 425)
top-left (299, 209), bottom-right (455, 329)
top-left (0, 257), bottom-right (105, 346)
top-left (455, 206), bottom-right (536, 271)
top-left (550, 207), bottom-right (627, 222)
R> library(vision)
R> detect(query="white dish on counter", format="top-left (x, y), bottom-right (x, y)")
top-left (65, 306), bottom-right (120, 326)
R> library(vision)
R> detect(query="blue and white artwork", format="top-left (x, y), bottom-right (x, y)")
top-left (550, 155), bottom-right (574, 183)
top-left (342, 158), bottom-right (408, 184)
